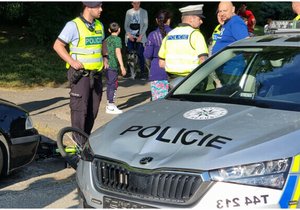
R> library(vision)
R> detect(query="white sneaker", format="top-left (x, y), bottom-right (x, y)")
top-left (106, 104), bottom-right (123, 114)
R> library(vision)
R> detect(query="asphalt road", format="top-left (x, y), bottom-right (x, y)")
top-left (0, 78), bottom-right (151, 208)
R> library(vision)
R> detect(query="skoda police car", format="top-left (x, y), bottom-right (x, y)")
top-left (76, 21), bottom-right (300, 208)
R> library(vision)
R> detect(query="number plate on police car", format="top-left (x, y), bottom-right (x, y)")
top-left (103, 196), bottom-right (155, 208)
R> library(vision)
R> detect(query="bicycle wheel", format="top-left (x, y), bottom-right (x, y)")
top-left (56, 127), bottom-right (89, 169)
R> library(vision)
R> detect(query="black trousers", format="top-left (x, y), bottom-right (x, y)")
top-left (68, 68), bottom-right (103, 135)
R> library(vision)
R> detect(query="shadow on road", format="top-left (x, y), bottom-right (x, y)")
top-left (0, 172), bottom-right (78, 208)
top-left (19, 97), bottom-right (69, 114)
top-left (118, 78), bottom-right (148, 88)
top-left (118, 91), bottom-right (151, 110)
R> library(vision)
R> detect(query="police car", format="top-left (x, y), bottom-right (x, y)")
top-left (76, 21), bottom-right (300, 208)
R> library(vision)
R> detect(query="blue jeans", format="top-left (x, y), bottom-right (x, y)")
top-left (127, 40), bottom-right (146, 76)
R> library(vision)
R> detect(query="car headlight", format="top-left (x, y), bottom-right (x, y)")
top-left (81, 140), bottom-right (94, 162)
top-left (25, 116), bottom-right (34, 130)
top-left (209, 158), bottom-right (291, 189)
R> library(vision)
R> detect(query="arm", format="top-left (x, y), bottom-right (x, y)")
top-left (124, 10), bottom-right (135, 42)
top-left (158, 36), bottom-right (167, 69)
top-left (137, 9), bottom-right (148, 42)
top-left (53, 39), bottom-right (83, 70)
top-left (115, 48), bottom-right (126, 76)
top-left (143, 33), bottom-right (154, 60)
top-left (102, 40), bottom-right (109, 69)
top-left (251, 17), bottom-right (256, 31)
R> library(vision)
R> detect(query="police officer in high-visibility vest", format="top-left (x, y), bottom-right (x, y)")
top-left (292, 2), bottom-right (300, 20)
top-left (53, 1), bottom-right (107, 138)
top-left (158, 4), bottom-right (208, 80)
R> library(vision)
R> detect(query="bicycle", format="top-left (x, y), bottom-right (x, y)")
top-left (56, 127), bottom-right (89, 169)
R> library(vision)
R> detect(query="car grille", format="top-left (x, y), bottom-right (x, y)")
top-left (92, 159), bottom-right (203, 204)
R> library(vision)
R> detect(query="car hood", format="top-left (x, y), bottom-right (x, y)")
top-left (0, 98), bottom-right (27, 113)
top-left (90, 100), bottom-right (300, 170)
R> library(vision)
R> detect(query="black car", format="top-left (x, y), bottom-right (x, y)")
top-left (0, 99), bottom-right (40, 176)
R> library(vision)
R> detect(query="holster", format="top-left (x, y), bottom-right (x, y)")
top-left (70, 70), bottom-right (84, 84)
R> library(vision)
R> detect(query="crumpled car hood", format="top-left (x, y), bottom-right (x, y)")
top-left (89, 100), bottom-right (300, 170)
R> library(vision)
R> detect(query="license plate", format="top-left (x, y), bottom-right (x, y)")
top-left (103, 196), bottom-right (155, 208)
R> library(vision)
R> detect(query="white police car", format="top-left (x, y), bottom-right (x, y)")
top-left (76, 22), bottom-right (300, 208)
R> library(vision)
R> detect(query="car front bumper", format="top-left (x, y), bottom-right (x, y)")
top-left (76, 159), bottom-right (300, 209)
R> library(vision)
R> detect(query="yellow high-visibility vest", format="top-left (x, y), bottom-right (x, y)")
top-left (211, 24), bottom-right (222, 47)
top-left (159, 26), bottom-right (207, 76)
top-left (67, 17), bottom-right (104, 71)
top-left (294, 15), bottom-right (300, 21)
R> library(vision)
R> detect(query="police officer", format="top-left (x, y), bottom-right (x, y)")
top-left (53, 1), bottom-right (107, 137)
top-left (211, 12), bottom-right (224, 49)
top-left (158, 4), bottom-right (208, 80)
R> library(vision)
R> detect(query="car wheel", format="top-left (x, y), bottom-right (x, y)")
top-left (0, 147), bottom-right (3, 176)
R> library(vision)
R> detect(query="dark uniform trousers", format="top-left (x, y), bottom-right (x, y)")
top-left (68, 68), bottom-right (103, 136)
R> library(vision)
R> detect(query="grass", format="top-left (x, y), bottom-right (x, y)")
top-left (0, 25), bottom-right (67, 88)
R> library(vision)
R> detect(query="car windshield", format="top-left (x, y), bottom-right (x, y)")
top-left (169, 46), bottom-right (300, 111)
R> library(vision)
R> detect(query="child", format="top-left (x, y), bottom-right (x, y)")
top-left (104, 22), bottom-right (126, 114)
top-left (144, 10), bottom-right (172, 101)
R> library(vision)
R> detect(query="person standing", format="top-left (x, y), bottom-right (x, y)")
top-left (53, 2), bottom-right (106, 138)
top-left (104, 22), bottom-right (126, 114)
top-left (158, 4), bottom-right (208, 80)
top-left (264, 18), bottom-right (273, 34)
top-left (212, 1), bottom-right (249, 55)
top-left (124, 1), bottom-right (148, 80)
top-left (292, 1), bottom-right (300, 20)
top-left (212, 1), bottom-right (249, 84)
top-left (237, 3), bottom-right (256, 36)
top-left (144, 10), bottom-right (172, 101)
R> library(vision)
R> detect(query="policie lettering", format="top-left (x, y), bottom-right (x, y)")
top-left (120, 126), bottom-right (232, 149)
top-left (85, 36), bottom-right (102, 45)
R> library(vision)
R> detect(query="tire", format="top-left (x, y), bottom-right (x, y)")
top-left (56, 127), bottom-right (89, 170)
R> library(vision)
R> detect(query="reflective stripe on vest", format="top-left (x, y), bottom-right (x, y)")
top-left (163, 26), bottom-right (201, 76)
top-left (67, 17), bottom-right (104, 71)
top-left (211, 24), bottom-right (222, 47)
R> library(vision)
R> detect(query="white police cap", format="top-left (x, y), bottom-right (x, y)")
top-left (179, 4), bottom-right (205, 18)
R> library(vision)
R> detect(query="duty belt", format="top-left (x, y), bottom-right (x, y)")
top-left (82, 69), bottom-right (99, 77)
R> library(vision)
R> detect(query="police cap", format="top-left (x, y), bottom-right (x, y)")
top-left (179, 4), bottom-right (205, 19)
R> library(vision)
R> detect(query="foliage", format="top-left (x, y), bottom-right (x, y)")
top-left (0, 25), bottom-right (66, 88)
top-left (26, 2), bottom-right (81, 46)
top-left (246, 2), bottom-right (294, 25)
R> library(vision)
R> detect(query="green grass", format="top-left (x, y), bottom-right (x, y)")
top-left (0, 25), bottom-right (67, 88)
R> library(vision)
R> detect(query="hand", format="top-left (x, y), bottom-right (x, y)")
top-left (70, 60), bottom-right (84, 70)
top-left (136, 35), bottom-right (142, 43)
top-left (104, 57), bottom-right (109, 69)
top-left (215, 79), bottom-right (222, 88)
top-left (120, 66), bottom-right (126, 76)
top-left (128, 34), bottom-right (135, 42)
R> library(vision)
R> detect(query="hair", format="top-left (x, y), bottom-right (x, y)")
top-left (109, 22), bottom-right (120, 33)
top-left (156, 10), bottom-right (172, 38)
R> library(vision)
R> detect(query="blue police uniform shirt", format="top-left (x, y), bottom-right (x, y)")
top-left (212, 15), bottom-right (248, 55)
